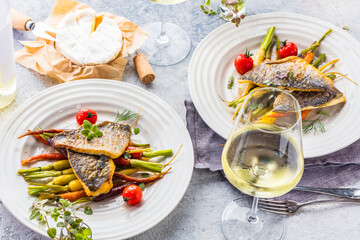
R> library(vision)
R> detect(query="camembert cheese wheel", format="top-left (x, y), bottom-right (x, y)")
top-left (56, 9), bottom-right (123, 65)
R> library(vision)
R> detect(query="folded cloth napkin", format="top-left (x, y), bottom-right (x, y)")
top-left (185, 100), bottom-right (360, 200)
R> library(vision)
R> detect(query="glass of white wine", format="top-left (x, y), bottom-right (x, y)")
top-left (221, 87), bottom-right (304, 240)
top-left (140, 0), bottom-right (191, 66)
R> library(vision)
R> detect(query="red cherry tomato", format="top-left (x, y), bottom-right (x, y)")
top-left (76, 108), bottom-right (97, 125)
top-left (234, 50), bottom-right (254, 75)
top-left (122, 185), bottom-right (143, 205)
top-left (278, 41), bottom-right (298, 59)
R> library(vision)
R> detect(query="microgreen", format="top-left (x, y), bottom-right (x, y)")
top-left (29, 198), bottom-right (93, 240)
top-left (342, 25), bottom-right (349, 30)
top-left (139, 183), bottom-right (146, 191)
top-left (134, 128), bottom-right (140, 135)
top-left (81, 120), bottom-right (103, 141)
top-left (84, 206), bottom-right (93, 215)
top-left (302, 111), bottom-right (328, 134)
top-left (327, 73), bottom-right (336, 80)
top-left (115, 109), bottom-right (138, 122)
top-left (249, 103), bottom-right (263, 110)
top-left (227, 76), bottom-right (235, 89)
top-left (200, 0), bottom-right (217, 16)
top-left (123, 152), bottom-right (132, 159)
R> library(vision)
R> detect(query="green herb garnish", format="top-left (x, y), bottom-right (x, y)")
top-left (249, 103), bottom-right (263, 110)
top-left (139, 183), bottom-right (146, 191)
top-left (123, 152), bottom-right (131, 159)
top-left (327, 73), bottom-right (336, 80)
top-left (81, 120), bottom-right (103, 141)
top-left (134, 128), bottom-right (140, 135)
top-left (142, 173), bottom-right (150, 178)
top-left (227, 76), bottom-right (235, 89)
top-left (114, 109), bottom-right (138, 122)
top-left (302, 111), bottom-right (328, 134)
top-left (342, 25), bottom-right (349, 30)
top-left (29, 198), bottom-right (92, 240)
top-left (84, 206), bottom-right (93, 215)
top-left (200, 0), bottom-right (217, 15)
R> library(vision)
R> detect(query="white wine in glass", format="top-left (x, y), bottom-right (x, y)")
top-left (221, 88), bottom-right (304, 240)
top-left (140, 0), bottom-right (191, 66)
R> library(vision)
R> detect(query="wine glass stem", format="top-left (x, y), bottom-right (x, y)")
top-left (247, 197), bottom-right (259, 223)
top-left (156, 7), bottom-right (169, 48)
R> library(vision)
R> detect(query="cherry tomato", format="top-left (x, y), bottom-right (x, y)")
top-left (278, 41), bottom-right (298, 59)
top-left (122, 185), bottom-right (143, 205)
top-left (234, 50), bottom-right (254, 75)
top-left (76, 108), bottom-right (97, 125)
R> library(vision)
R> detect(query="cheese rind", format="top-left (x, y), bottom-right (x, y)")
top-left (56, 9), bottom-right (123, 65)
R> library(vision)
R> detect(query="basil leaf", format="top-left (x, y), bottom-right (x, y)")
top-left (81, 129), bottom-right (90, 136)
top-left (87, 134), bottom-right (95, 141)
top-left (95, 131), bottom-right (103, 137)
top-left (83, 120), bottom-right (92, 130)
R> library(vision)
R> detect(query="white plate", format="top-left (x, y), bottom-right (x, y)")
top-left (0, 80), bottom-right (194, 239)
top-left (188, 12), bottom-right (360, 158)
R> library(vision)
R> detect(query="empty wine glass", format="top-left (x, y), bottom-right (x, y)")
top-left (140, 0), bottom-right (191, 66)
top-left (221, 87), bottom-right (304, 240)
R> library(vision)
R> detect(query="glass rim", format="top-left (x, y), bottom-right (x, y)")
top-left (240, 87), bottom-right (302, 134)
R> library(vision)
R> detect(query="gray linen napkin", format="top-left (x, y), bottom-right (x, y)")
top-left (185, 100), bottom-right (360, 200)
top-left (185, 100), bottom-right (360, 170)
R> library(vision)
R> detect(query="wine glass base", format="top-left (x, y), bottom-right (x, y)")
top-left (139, 22), bottom-right (191, 66)
top-left (221, 197), bottom-right (285, 240)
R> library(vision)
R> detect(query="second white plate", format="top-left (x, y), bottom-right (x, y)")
top-left (188, 12), bottom-right (360, 158)
top-left (0, 80), bottom-right (194, 239)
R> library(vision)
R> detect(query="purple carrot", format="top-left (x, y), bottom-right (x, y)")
top-left (47, 137), bottom-right (68, 158)
top-left (93, 184), bottom-right (132, 202)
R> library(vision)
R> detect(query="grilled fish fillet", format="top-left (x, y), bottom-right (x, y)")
top-left (54, 121), bottom-right (131, 158)
top-left (238, 56), bottom-right (340, 94)
top-left (68, 150), bottom-right (115, 196)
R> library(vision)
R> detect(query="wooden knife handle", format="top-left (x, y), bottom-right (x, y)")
top-left (10, 8), bottom-right (32, 31)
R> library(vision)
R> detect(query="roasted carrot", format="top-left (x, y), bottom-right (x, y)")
top-left (59, 190), bottom-right (87, 202)
top-left (30, 131), bottom-right (49, 145)
top-left (18, 129), bottom-right (64, 139)
top-left (303, 52), bottom-right (314, 64)
top-left (301, 110), bottom-right (311, 120)
top-left (21, 153), bottom-right (65, 165)
top-left (114, 168), bottom-right (172, 183)
top-left (93, 184), bottom-right (132, 202)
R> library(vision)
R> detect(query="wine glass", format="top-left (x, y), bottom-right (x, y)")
top-left (221, 87), bottom-right (304, 240)
top-left (140, 0), bottom-right (191, 66)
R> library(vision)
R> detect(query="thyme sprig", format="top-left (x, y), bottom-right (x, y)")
top-left (302, 110), bottom-right (328, 134)
top-left (29, 198), bottom-right (93, 240)
top-left (114, 109), bottom-right (138, 122)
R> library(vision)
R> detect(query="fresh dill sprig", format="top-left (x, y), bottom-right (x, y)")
top-left (302, 111), bottom-right (328, 134)
top-left (114, 110), bottom-right (138, 122)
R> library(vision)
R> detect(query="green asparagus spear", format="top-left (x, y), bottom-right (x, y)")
top-left (312, 53), bottom-right (326, 68)
top-left (18, 160), bottom-right (70, 174)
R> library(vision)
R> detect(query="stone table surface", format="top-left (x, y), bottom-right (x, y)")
top-left (1, 0), bottom-right (360, 239)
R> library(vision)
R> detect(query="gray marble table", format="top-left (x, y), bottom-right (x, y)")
top-left (1, 0), bottom-right (360, 239)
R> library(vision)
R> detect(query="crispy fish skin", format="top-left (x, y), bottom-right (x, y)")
top-left (238, 56), bottom-right (340, 93)
top-left (273, 91), bottom-right (346, 112)
top-left (68, 150), bottom-right (115, 197)
top-left (54, 121), bottom-right (131, 159)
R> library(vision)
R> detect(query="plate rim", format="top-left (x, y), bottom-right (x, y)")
top-left (188, 11), bottom-right (360, 158)
top-left (0, 79), bottom-right (194, 239)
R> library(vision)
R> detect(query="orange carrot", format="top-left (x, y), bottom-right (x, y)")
top-left (259, 112), bottom-right (292, 120)
top-left (301, 110), bottom-right (311, 120)
top-left (303, 52), bottom-right (314, 63)
top-left (21, 153), bottom-right (65, 165)
top-left (59, 190), bottom-right (87, 202)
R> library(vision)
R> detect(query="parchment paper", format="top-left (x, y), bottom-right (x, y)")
top-left (14, 0), bottom-right (149, 83)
